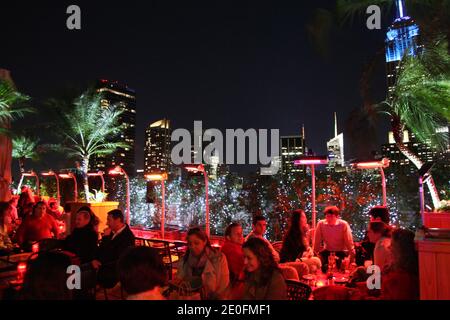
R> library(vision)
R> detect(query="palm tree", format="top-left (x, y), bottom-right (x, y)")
top-left (58, 90), bottom-right (128, 202)
top-left (12, 136), bottom-right (40, 173)
top-left (380, 37), bottom-right (450, 208)
top-left (0, 77), bottom-right (33, 201)
top-left (308, 1), bottom-right (450, 209)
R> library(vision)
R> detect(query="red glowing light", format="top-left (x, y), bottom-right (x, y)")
top-left (32, 243), bottom-right (39, 253)
top-left (294, 159), bottom-right (328, 165)
top-left (108, 166), bottom-right (124, 176)
top-left (353, 158), bottom-right (390, 170)
top-left (184, 165), bottom-right (205, 173)
top-left (58, 174), bottom-right (72, 179)
top-left (145, 173), bottom-right (168, 181)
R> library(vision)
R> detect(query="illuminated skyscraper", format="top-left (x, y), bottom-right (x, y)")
top-left (144, 119), bottom-right (171, 174)
top-left (280, 126), bottom-right (306, 178)
top-left (91, 79), bottom-right (136, 175)
top-left (327, 113), bottom-right (345, 172)
top-left (385, 0), bottom-right (423, 97)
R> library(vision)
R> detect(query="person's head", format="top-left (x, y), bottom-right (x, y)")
top-left (48, 199), bottom-right (58, 211)
top-left (324, 206), bottom-right (340, 224)
top-left (368, 206), bottom-right (390, 224)
top-left (225, 222), bottom-right (244, 245)
top-left (9, 197), bottom-right (18, 207)
top-left (21, 251), bottom-right (73, 300)
top-left (0, 202), bottom-right (13, 227)
top-left (242, 237), bottom-right (278, 284)
top-left (118, 246), bottom-right (167, 296)
top-left (252, 215), bottom-right (267, 236)
top-left (367, 222), bottom-right (391, 244)
top-left (186, 227), bottom-right (211, 258)
top-left (390, 228), bottom-right (418, 274)
top-left (75, 210), bottom-right (91, 229)
top-left (77, 206), bottom-right (98, 227)
top-left (106, 209), bottom-right (125, 232)
top-left (32, 201), bottom-right (47, 218)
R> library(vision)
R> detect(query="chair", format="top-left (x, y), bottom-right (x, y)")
top-left (285, 279), bottom-right (312, 301)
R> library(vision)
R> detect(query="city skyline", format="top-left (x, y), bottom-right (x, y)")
top-left (2, 0), bottom-right (393, 174)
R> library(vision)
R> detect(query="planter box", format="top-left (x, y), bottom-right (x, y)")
top-left (65, 201), bottom-right (119, 235)
top-left (418, 238), bottom-right (450, 300)
top-left (423, 212), bottom-right (450, 229)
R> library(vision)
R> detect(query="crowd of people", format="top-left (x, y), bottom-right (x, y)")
top-left (0, 188), bottom-right (420, 300)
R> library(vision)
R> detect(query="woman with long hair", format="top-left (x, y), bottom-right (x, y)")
top-left (280, 209), bottom-right (308, 263)
top-left (0, 202), bottom-right (14, 254)
top-left (176, 227), bottom-right (230, 299)
top-left (242, 237), bottom-right (287, 300)
top-left (380, 228), bottom-right (419, 300)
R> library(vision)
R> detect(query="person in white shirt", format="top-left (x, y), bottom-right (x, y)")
top-left (313, 206), bottom-right (355, 272)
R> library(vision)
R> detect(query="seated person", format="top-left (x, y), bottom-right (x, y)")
top-left (279, 209), bottom-right (318, 278)
top-left (15, 201), bottom-right (59, 250)
top-left (379, 228), bottom-right (419, 300)
top-left (91, 209), bottom-right (135, 289)
top-left (118, 246), bottom-right (167, 300)
top-left (221, 223), bottom-right (245, 298)
top-left (20, 251), bottom-right (74, 300)
top-left (0, 202), bottom-right (15, 255)
top-left (313, 206), bottom-right (354, 272)
top-left (241, 237), bottom-right (287, 300)
top-left (245, 215), bottom-right (280, 263)
top-left (64, 209), bottom-right (99, 264)
top-left (357, 206), bottom-right (391, 266)
top-left (175, 227), bottom-right (229, 300)
top-left (367, 221), bottom-right (392, 271)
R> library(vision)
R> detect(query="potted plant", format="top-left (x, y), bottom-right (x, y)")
top-left (52, 89), bottom-right (129, 233)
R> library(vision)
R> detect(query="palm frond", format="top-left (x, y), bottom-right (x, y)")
top-left (12, 136), bottom-right (40, 160)
top-left (0, 80), bottom-right (33, 123)
top-left (390, 36), bottom-right (450, 150)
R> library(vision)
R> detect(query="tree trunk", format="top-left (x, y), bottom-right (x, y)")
top-left (391, 116), bottom-right (441, 209)
top-left (19, 157), bottom-right (25, 173)
top-left (82, 157), bottom-right (90, 202)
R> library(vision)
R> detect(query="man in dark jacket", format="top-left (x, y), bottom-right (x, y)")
top-left (91, 209), bottom-right (135, 288)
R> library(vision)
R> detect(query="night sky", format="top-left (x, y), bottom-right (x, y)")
top-left (1, 0), bottom-right (393, 173)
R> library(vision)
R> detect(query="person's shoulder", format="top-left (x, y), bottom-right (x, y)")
top-left (338, 219), bottom-right (351, 227)
top-left (316, 219), bottom-right (326, 226)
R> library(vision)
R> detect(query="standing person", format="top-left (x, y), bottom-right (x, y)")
top-left (313, 206), bottom-right (355, 272)
top-left (15, 201), bottom-right (60, 249)
top-left (241, 237), bottom-right (287, 300)
top-left (118, 246), bottom-right (167, 300)
top-left (91, 209), bottom-right (135, 289)
top-left (176, 227), bottom-right (229, 300)
top-left (245, 216), bottom-right (280, 263)
top-left (367, 222), bottom-right (392, 271)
